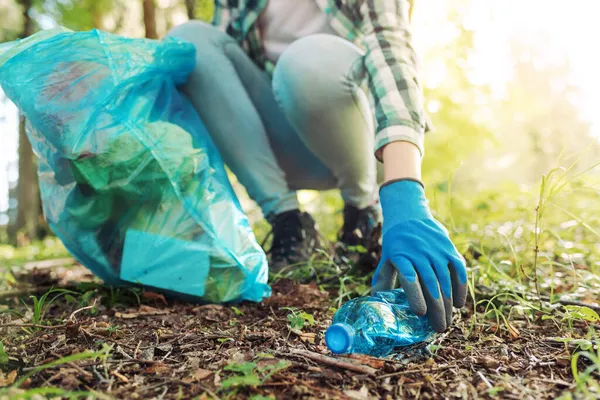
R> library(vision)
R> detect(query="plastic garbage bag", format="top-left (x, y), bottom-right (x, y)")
top-left (0, 28), bottom-right (271, 303)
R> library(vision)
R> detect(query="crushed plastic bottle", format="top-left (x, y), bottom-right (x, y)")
top-left (325, 289), bottom-right (434, 357)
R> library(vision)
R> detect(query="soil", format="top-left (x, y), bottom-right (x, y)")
top-left (0, 261), bottom-right (596, 400)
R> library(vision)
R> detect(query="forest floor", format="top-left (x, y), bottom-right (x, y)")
top-left (1, 180), bottom-right (600, 399)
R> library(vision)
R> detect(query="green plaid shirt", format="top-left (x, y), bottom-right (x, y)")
top-left (213, 0), bottom-right (428, 159)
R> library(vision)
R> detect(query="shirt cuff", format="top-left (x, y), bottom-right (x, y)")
top-left (374, 125), bottom-right (425, 162)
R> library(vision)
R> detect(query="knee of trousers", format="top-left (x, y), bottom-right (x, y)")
top-left (272, 34), bottom-right (368, 120)
top-left (167, 20), bottom-right (232, 51)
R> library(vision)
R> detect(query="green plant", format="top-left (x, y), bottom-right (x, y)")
top-left (281, 307), bottom-right (315, 331)
top-left (221, 362), bottom-right (261, 389)
top-left (103, 286), bottom-right (141, 309)
top-left (0, 341), bottom-right (8, 365)
top-left (0, 346), bottom-right (112, 397)
top-left (570, 349), bottom-right (600, 396)
top-left (23, 288), bottom-right (77, 332)
top-left (561, 305), bottom-right (600, 330)
top-left (220, 360), bottom-right (291, 392)
top-left (231, 306), bottom-right (244, 316)
top-left (249, 395), bottom-right (275, 400)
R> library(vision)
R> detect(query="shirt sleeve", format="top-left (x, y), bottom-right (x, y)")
top-left (355, 0), bottom-right (429, 161)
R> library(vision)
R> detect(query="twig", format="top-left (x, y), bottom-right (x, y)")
top-left (377, 364), bottom-right (454, 379)
top-left (543, 338), bottom-right (600, 347)
top-left (80, 328), bottom-right (137, 350)
top-left (22, 357), bottom-right (164, 372)
top-left (134, 340), bottom-right (142, 359)
top-left (477, 370), bottom-right (493, 389)
top-left (285, 349), bottom-right (377, 376)
top-left (50, 351), bottom-right (93, 379)
top-left (69, 301), bottom-right (97, 322)
top-left (530, 377), bottom-right (573, 387)
top-left (0, 323), bottom-right (66, 329)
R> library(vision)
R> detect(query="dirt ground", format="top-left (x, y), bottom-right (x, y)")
top-left (0, 260), bottom-right (598, 400)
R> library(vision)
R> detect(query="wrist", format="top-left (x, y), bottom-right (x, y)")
top-left (382, 141), bottom-right (422, 182)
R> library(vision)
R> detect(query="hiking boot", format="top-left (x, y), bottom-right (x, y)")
top-left (339, 203), bottom-right (382, 247)
top-left (337, 204), bottom-right (383, 270)
top-left (266, 209), bottom-right (320, 274)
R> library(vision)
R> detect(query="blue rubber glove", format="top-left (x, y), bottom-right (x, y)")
top-left (372, 180), bottom-right (467, 332)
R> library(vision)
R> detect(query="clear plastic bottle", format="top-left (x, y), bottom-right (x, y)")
top-left (325, 289), bottom-right (434, 357)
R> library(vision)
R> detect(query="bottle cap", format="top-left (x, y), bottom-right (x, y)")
top-left (325, 323), bottom-right (354, 354)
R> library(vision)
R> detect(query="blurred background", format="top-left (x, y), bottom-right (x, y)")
top-left (1, 0), bottom-right (599, 246)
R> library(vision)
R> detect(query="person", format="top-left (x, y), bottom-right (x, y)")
top-left (167, 0), bottom-right (467, 332)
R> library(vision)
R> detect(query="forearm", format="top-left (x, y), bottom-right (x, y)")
top-left (382, 141), bottom-right (422, 183)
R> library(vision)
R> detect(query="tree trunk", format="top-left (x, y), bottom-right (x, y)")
top-left (10, 0), bottom-right (42, 243)
top-left (142, 0), bottom-right (158, 39)
top-left (19, 0), bottom-right (34, 39)
top-left (185, 0), bottom-right (195, 20)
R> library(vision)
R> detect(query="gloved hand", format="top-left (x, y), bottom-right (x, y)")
top-left (372, 179), bottom-right (467, 332)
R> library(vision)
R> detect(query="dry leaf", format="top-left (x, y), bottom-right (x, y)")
top-left (114, 312), bottom-right (138, 319)
top-left (111, 370), bottom-right (129, 383)
top-left (193, 304), bottom-right (225, 312)
top-left (115, 306), bottom-right (169, 319)
top-left (138, 305), bottom-right (169, 315)
top-left (299, 332), bottom-right (316, 344)
top-left (506, 321), bottom-right (521, 339)
top-left (476, 356), bottom-right (500, 369)
top-left (142, 363), bottom-right (171, 375)
top-left (143, 291), bottom-right (168, 304)
top-left (347, 354), bottom-right (385, 369)
top-left (343, 385), bottom-right (370, 400)
top-left (192, 368), bottom-right (212, 381)
top-left (0, 370), bottom-right (17, 387)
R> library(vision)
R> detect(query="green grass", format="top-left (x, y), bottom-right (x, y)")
top-left (0, 237), bottom-right (70, 268)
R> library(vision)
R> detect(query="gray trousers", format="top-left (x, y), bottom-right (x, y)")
top-left (168, 21), bottom-right (381, 218)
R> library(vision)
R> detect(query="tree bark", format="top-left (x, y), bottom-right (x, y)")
top-left (142, 0), bottom-right (158, 39)
top-left (11, 0), bottom-right (42, 243)
top-left (185, 0), bottom-right (195, 20)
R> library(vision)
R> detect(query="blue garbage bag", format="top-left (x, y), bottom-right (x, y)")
top-left (0, 28), bottom-right (271, 303)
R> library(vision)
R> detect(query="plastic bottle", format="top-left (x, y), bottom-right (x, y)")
top-left (325, 289), bottom-right (434, 357)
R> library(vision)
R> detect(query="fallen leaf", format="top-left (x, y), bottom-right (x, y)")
top-left (115, 306), bottom-right (169, 319)
top-left (156, 344), bottom-right (173, 353)
top-left (60, 374), bottom-right (81, 390)
top-left (115, 312), bottom-right (139, 319)
top-left (424, 358), bottom-right (437, 367)
top-left (476, 356), bottom-right (500, 369)
top-left (299, 332), bottom-right (316, 344)
top-left (143, 292), bottom-right (168, 305)
top-left (344, 385), bottom-right (370, 400)
top-left (193, 304), bottom-right (225, 313)
top-left (138, 305), bottom-right (169, 315)
top-left (506, 321), bottom-right (520, 339)
top-left (138, 347), bottom-right (155, 361)
top-left (556, 357), bottom-right (570, 367)
top-left (111, 370), bottom-right (129, 383)
top-left (0, 370), bottom-right (17, 387)
top-left (142, 363), bottom-right (171, 375)
top-left (347, 354), bottom-right (385, 369)
top-left (192, 368), bottom-right (212, 381)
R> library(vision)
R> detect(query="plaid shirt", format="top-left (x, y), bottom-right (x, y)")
top-left (212, 0), bottom-right (428, 159)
